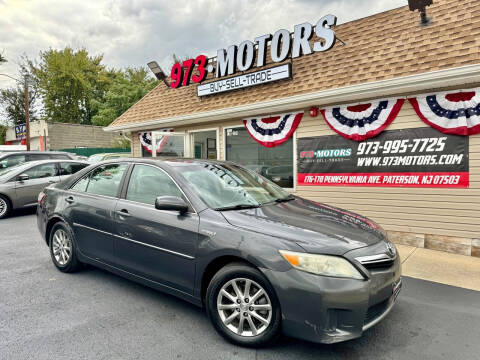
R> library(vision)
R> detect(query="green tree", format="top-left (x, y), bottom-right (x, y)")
top-left (91, 67), bottom-right (157, 126)
top-left (0, 60), bottom-right (39, 125)
top-left (0, 124), bottom-right (7, 144)
top-left (31, 47), bottom-right (112, 124)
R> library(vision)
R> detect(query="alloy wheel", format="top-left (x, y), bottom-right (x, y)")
top-left (0, 198), bottom-right (7, 217)
top-left (52, 229), bottom-right (72, 266)
top-left (217, 278), bottom-right (272, 337)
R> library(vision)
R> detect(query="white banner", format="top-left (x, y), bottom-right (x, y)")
top-left (197, 64), bottom-right (291, 97)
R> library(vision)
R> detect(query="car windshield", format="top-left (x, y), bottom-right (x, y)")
top-left (88, 154), bottom-right (104, 162)
top-left (176, 162), bottom-right (292, 210)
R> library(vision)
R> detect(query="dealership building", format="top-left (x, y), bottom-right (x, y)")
top-left (106, 0), bottom-right (480, 258)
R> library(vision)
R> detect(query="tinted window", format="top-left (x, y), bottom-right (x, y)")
top-left (23, 163), bottom-right (57, 180)
top-left (126, 165), bottom-right (183, 205)
top-left (59, 162), bottom-right (88, 175)
top-left (28, 153), bottom-right (50, 161)
top-left (86, 164), bottom-right (127, 197)
top-left (55, 154), bottom-right (72, 160)
top-left (0, 154), bottom-right (26, 169)
top-left (225, 127), bottom-right (293, 188)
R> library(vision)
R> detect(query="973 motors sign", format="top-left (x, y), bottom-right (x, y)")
top-left (298, 127), bottom-right (469, 188)
top-left (167, 15), bottom-right (337, 96)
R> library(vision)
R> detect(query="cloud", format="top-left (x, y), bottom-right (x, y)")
top-left (0, 0), bottom-right (405, 90)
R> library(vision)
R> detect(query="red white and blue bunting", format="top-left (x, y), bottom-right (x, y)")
top-left (409, 88), bottom-right (480, 136)
top-left (320, 98), bottom-right (405, 141)
top-left (243, 111), bottom-right (303, 148)
top-left (139, 129), bottom-right (173, 154)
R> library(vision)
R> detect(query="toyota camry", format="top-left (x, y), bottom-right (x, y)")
top-left (37, 158), bottom-right (401, 347)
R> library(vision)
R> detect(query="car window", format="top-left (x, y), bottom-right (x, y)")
top-left (59, 162), bottom-right (88, 175)
top-left (126, 165), bottom-right (183, 205)
top-left (0, 154), bottom-right (26, 169)
top-left (28, 153), bottom-right (50, 161)
top-left (22, 163), bottom-right (57, 180)
top-left (85, 164), bottom-right (127, 197)
top-left (54, 154), bottom-right (72, 160)
top-left (71, 174), bottom-right (90, 192)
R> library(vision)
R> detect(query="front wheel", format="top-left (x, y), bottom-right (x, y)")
top-left (0, 195), bottom-right (11, 219)
top-left (49, 222), bottom-right (81, 273)
top-left (206, 263), bottom-right (281, 347)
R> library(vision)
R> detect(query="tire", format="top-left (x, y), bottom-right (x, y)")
top-left (0, 195), bottom-right (11, 219)
top-left (206, 262), bottom-right (281, 347)
top-left (49, 222), bottom-right (81, 273)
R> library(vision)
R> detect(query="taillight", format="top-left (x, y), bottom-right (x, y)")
top-left (38, 191), bottom-right (47, 204)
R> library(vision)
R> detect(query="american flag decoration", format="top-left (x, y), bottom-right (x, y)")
top-left (409, 88), bottom-right (480, 136)
top-left (320, 98), bottom-right (405, 141)
top-left (243, 111), bottom-right (303, 148)
top-left (139, 129), bottom-right (173, 154)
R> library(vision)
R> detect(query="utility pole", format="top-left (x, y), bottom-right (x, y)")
top-left (24, 75), bottom-right (30, 151)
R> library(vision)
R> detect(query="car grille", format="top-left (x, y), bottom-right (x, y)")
top-left (355, 253), bottom-right (395, 271)
top-left (364, 298), bottom-right (390, 325)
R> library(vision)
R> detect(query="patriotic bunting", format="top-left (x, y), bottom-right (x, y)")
top-left (139, 130), bottom-right (173, 154)
top-left (243, 111), bottom-right (304, 148)
top-left (409, 88), bottom-right (480, 136)
top-left (320, 98), bottom-right (405, 141)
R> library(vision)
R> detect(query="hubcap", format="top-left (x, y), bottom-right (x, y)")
top-left (0, 198), bottom-right (7, 217)
top-left (217, 278), bottom-right (272, 337)
top-left (52, 229), bottom-right (72, 266)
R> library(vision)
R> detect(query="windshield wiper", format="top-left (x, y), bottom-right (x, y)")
top-left (214, 204), bottom-right (260, 211)
top-left (274, 195), bottom-right (295, 203)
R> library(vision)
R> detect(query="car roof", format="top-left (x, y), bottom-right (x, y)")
top-left (99, 157), bottom-right (232, 168)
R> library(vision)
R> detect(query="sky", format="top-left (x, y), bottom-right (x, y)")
top-left (0, 0), bottom-right (406, 88)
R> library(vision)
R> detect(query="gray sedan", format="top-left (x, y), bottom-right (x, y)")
top-left (37, 158), bottom-right (401, 347)
top-left (0, 160), bottom-right (88, 219)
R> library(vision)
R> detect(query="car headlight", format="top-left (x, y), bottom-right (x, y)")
top-left (279, 250), bottom-right (364, 280)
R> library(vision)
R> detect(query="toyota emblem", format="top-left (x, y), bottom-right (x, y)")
top-left (385, 242), bottom-right (396, 257)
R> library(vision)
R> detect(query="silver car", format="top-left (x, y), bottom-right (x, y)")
top-left (0, 159), bottom-right (88, 219)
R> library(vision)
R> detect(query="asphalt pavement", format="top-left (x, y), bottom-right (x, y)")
top-left (1, 209), bottom-right (479, 360)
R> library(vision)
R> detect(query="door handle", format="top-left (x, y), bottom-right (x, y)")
top-left (116, 209), bottom-right (131, 218)
top-left (65, 196), bottom-right (74, 204)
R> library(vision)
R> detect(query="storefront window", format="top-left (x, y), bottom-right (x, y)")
top-left (142, 133), bottom-right (185, 158)
top-left (225, 127), bottom-right (294, 188)
top-left (192, 130), bottom-right (217, 159)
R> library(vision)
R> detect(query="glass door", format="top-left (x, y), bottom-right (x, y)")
top-left (190, 130), bottom-right (218, 160)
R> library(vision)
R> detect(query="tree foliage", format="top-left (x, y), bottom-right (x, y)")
top-left (0, 124), bottom-right (7, 144)
top-left (31, 47), bottom-right (112, 124)
top-left (0, 60), bottom-right (39, 125)
top-left (91, 67), bottom-right (157, 126)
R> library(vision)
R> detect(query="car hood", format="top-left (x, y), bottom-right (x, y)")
top-left (220, 197), bottom-right (385, 255)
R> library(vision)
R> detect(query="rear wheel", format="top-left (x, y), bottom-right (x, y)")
top-left (49, 222), bottom-right (81, 273)
top-left (0, 195), bottom-right (11, 219)
top-left (206, 263), bottom-right (281, 347)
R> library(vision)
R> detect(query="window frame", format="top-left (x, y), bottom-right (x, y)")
top-left (121, 163), bottom-right (197, 214)
top-left (68, 162), bottom-right (130, 199)
top-left (223, 124), bottom-right (297, 192)
top-left (186, 127), bottom-right (220, 160)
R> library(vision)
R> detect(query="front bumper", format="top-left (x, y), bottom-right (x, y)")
top-left (261, 255), bottom-right (401, 344)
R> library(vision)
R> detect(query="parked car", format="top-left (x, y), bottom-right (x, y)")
top-left (87, 153), bottom-right (128, 163)
top-left (0, 160), bottom-right (88, 219)
top-left (0, 151), bottom-right (76, 170)
top-left (37, 158), bottom-right (401, 347)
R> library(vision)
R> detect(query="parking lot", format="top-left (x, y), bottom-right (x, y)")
top-left (0, 209), bottom-right (479, 360)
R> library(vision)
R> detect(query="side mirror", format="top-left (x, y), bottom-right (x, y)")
top-left (155, 196), bottom-right (189, 214)
top-left (18, 173), bottom-right (29, 182)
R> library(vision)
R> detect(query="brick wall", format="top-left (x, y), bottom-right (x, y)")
top-left (47, 123), bottom-right (117, 150)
